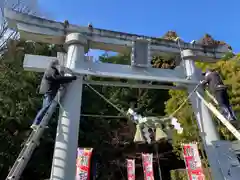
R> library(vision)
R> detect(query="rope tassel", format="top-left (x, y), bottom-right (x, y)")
top-left (155, 124), bottom-right (167, 142)
top-left (134, 124), bottom-right (145, 143)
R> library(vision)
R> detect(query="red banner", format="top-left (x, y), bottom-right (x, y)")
top-left (142, 153), bottom-right (154, 180)
top-left (76, 148), bottom-right (93, 180)
top-left (127, 159), bottom-right (135, 180)
top-left (182, 143), bottom-right (205, 180)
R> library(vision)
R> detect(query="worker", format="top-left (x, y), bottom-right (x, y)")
top-left (200, 69), bottom-right (239, 129)
top-left (31, 59), bottom-right (77, 130)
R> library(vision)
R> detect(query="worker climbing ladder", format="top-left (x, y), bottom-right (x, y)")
top-left (204, 90), bottom-right (240, 139)
top-left (6, 89), bottom-right (64, 180)
top-left (197, 92), bottom-right (240, 140)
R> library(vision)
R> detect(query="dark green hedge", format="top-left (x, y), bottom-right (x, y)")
top-left (170, 168), bottom-right (211, 180)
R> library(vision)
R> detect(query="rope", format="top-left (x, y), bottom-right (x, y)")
top-left (86, 84), bottom-right (126, 115)
top-left (175, 37), bottom-right (183, 52)
top-left (86, 79), bottom-right (201, 123)
top-left (160, 83), bottom-right (201, 120)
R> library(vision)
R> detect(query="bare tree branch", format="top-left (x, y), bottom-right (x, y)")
top-left (0, 0), bottom-right (38, 55)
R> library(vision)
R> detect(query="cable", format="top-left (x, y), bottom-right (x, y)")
top-left (175, 37), bottom-right (183, 53)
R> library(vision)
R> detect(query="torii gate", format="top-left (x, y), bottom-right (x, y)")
top-left (4, 8), bottom-right (240, 180)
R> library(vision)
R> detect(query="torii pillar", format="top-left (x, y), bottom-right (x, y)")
top-left (182, 49), bottom-right (223, 180)
top-left (50, 33), bottom-right (86, 180)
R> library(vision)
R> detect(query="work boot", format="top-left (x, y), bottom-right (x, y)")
top-left (230, 120), bottom-right (240, 130)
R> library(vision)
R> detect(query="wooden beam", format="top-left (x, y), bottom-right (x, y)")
top-left (5, 8), bottom-right (229, 62)
top-left (23, 54), bottom-right (199, 84)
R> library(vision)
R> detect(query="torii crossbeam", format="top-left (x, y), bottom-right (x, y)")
top-left (4, 8), bottom-right (240, 180)
top-left (4, 8), bottom-right (229, 61)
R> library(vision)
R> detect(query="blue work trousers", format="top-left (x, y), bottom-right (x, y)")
top-left (215, 89), bottom-right (237, 121)
top-left (220, 105), bottom-right (237, 121)
top-left (32, 93), bottom-right (55, 125)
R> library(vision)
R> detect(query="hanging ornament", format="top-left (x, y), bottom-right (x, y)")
top-left (155, 123), bottom-right (167, 142)
top-left (134, 124), bottom-right (145, 143)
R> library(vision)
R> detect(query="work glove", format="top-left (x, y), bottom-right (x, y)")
top-left (60, 66), bottom-right (74, 75)
top-left (200, 80), bottom-right (207, 85)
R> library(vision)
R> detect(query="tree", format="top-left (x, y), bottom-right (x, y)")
top-left (0, 0), bottom-right (39, 54)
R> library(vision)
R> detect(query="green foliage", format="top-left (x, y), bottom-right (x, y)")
top-left (170, 169), bottom-right (212, 180)
top-left (170, 169), bottom-right (188, 180)
top-left (0, 40), bottom-right (62, 179)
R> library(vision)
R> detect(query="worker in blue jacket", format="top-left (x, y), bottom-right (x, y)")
top-left (201, 69), bottom-right (239, 129)
top-left (31, 59), bottom-right (77, 130)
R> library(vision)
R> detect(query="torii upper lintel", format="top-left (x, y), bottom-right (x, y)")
top-left (4, 8), bottom-right (230, 62)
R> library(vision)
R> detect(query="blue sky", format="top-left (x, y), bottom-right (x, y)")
top-left (38, 0), bottom-right (240, 58)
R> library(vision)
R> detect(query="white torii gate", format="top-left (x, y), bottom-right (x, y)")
top-left (4, 8), bottom-right (240, 180)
